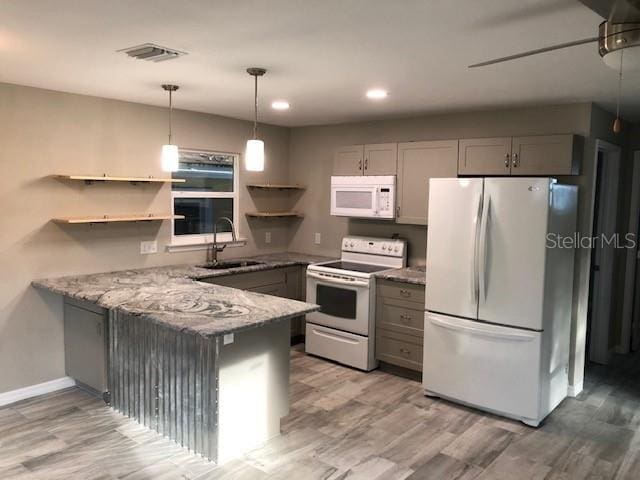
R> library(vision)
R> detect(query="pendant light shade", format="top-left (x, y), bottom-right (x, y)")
top-left (161, 144), bottom-right (179, 172)
top-left (245, 139), bottom-right (265, 171)
top-left (245, 68), bottom-right (266, 172)
top-left (161, 84), bottom-right (180, 172)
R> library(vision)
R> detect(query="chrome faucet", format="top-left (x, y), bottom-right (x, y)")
top-left (207, 216), bottom-right (237, 265)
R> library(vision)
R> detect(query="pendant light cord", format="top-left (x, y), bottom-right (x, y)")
top-left (616, 49), bottom-right (624, 121)
top-left (253, 74), bottom-right (258, 139)
top-left (168, 89), bottom-right (173, 144)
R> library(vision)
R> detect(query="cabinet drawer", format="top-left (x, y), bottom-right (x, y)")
top-left (376, 329), bottom-right (423, 372)
top-left (377, 299), bottom-right (424, 336)
top-left (377, 281), bottom-right (425, 304)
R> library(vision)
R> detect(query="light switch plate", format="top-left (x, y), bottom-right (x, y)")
top-left (265, 231), bottom-right (271, 244)
top-left (140, 240), bottom-right (158, 255)
top-left (314, 233), bottom-right (321, 245)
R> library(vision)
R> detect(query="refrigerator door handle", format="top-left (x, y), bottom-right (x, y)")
top-left (478, 194), bottom-right (491, 302)
top-left (430, 315), bottom-right (537, 342)
top-left (471, 192), bottom-right (483, 303)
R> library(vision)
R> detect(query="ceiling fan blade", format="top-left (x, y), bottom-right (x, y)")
top-left (468, 36), bottom-right (599, 68)
top-left (577, 0), bottom-right (614, 19)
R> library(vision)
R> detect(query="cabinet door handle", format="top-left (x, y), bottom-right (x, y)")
top-left (399, 348), bottom-right (411, 355)
top-left (364, 158), bottom-right (368, 170)
top-left (399, 314), bottom-right (412, 323)
top-left (399, 289), bottom-right (411, 298)
top-left (512, 153), bottom-right (519, 168)
top-left (396, 206), bottom-right (400, 217)
top-left (504, 153), bottom-right (510, 168)
top-left (358, 159), bottom-right (362, 171)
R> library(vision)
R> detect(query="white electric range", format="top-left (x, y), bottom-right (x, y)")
top-left (305, 236), bottom-right (407, 371)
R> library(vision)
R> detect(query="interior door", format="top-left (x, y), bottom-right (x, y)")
top-left (458, 137), bottom-right (511, 175)
top-left (426, 178), bottom-right (483, 320)
top-left (363, 143), bottom-right (397, 176)
top-left (478, 178), bottom-right (550, 331)
top-left (397, 140), bottom-right (459, 225)
top-left (333, 145), bottom-right (364, 176)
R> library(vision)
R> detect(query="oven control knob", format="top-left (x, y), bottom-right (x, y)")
top-left (394, 246), bottom-right (399, 252)
top-left (381, 245), bottom-right (387, 251)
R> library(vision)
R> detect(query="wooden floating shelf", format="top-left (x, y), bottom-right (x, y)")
top-left (246, 183), bottom-right (305, 190)
top-left (55, 175), bottom-right (185, 185)
top-left (53, 214), bottom-right (185, 224)
top-left (245, 211), bottom-right (304, 218)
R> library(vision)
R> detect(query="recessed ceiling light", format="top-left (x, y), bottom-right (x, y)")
top-left (271, 100), bottom-right (290, 110)
top-left (366, 88), bottom-right (388, 100)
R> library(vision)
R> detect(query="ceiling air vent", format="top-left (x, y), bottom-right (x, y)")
top-left (118, 43), bottom-right (187, 62)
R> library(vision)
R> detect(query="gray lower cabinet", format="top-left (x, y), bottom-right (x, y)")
top-left (63, 298), bottom-right (108, 394)
top-left (202, 266), bottom-right (306, 339)
top-left (375, 280), bottom-right (425, 372)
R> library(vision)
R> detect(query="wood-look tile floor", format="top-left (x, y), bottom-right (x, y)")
top-left (1, 347), bottom-right (640, 479)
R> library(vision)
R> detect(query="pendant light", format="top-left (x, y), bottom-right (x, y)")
top-left (613, 48), bottom-right (624, 135)
top-left (245, 67), bottom-right (266, 172)
top-left (161, 84), bottom-right (180, 172)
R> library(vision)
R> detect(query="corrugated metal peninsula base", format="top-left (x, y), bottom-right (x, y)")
top-left (108, 310), bottom-right (220, 462)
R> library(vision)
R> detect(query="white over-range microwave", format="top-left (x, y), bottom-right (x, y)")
top-left (330, 175), bottom-right (396, 219)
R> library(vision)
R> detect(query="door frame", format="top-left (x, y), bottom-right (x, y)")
top-left (587, 139), bottom-right (621, 365)
top-left (622, 151), bottom-right (640, 353)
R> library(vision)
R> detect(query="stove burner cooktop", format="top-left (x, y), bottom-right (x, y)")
top-left (319, 261), bottom-right (391, 274)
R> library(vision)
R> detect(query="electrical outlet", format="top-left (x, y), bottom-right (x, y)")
top-left (314, 232), bottom-right (321, 245)
top-left (265, 231), bottom-right (271, 244)
top-left (140, 240), bottom-right (158, 255)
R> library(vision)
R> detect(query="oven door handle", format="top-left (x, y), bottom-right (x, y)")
top-left (307, 271), bottom-right (369, 288)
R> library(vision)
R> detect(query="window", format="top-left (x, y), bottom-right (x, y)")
top-left (171, 149), bottom-right (239, 245)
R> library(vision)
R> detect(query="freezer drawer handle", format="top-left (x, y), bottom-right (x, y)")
top-left (312, 328), bottom-right (359, 345)
top-left (430, 316), bottom-right (536, 342)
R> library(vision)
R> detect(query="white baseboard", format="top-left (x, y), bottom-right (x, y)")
top-left (0, 377), bottom-right (76, 408)
top-left (567, 381), bottom-right (584, 398)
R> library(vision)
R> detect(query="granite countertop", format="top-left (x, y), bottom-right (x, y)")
top-left (375, 266), bottom-right (426, 286)
top-left (33, 252), bottom-right (335, 338)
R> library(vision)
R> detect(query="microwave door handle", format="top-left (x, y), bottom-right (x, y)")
top-left (307, 271), bottom-right (369, 288)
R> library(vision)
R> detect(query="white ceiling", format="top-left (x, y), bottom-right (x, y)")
top-left (1, 0), bottom-right (639, 126)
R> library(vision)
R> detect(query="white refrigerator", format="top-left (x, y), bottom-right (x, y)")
top-left (423, 177), bottom-right (577, 427)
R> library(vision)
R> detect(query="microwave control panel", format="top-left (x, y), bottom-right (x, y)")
top-left (378, 188), bottom-right (391, 212)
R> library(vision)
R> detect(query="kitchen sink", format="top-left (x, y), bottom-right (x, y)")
top-left (199, 260), bottom-right (265, 270)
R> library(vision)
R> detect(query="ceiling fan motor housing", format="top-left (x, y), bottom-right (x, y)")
top-left (599, 21), bottom-right (640, 68)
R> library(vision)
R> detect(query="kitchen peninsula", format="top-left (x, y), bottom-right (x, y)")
top-left (33, 255), bottom-right (322, 464)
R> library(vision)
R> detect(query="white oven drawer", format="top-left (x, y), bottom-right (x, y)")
top-left (305, 323), bottom-right (376, 371)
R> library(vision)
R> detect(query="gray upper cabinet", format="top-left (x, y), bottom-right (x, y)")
top-left (458, 137), bottom-right (511, 175)
top-left (458, 134), bottom-right (580, 176)
top-left (363, 143), bottom-right (398, 176)
top-left (511, 135), bottom-right (580, 176)
top-left (333, 145), bottom-right (364, 175)
top-left (333, 143), bottom-right (397, 176)
top-left (397, 140), bottom-right (458, 225)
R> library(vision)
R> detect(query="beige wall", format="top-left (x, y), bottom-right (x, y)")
top-left (288, 104), bottom-right (593, 263)
top-left (0, 83), bottom-right (291, 394)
